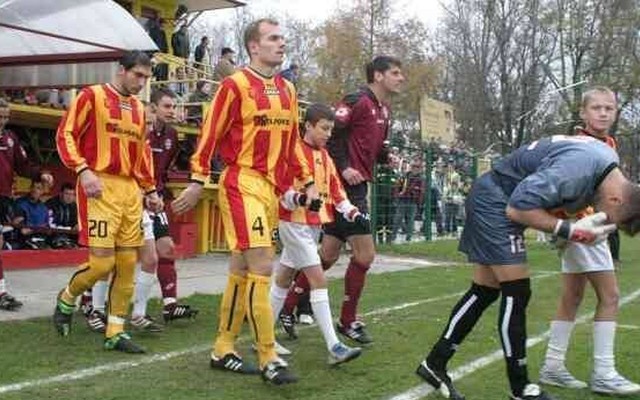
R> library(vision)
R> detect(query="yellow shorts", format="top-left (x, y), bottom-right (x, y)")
top-left (218, 166), bottom-right (278, 251)
top-left (77, 172), bottom-right (143, 248)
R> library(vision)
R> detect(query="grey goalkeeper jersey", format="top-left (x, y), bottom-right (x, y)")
top-left (491, 135), bottom-right (619, 214)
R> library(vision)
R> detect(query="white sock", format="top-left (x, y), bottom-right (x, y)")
top-left (543, 320), bottom-right (575, 370)
top-left (310, 288), bottom-right (339, 350)
top-left (132, 270), bottom-right (157, 318)
top-left (270, 284), bottom-right (289, 321)
top-left (92, 279), bottom-right (109, 313)
top-left (593, 320), bottom-right (617, 377)
top-left (163, 297), bottom-right (176, 306)
top-left (0, 278), bottom-right (6, 294)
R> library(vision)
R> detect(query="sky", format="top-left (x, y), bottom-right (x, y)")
top-left (203, 0), bottom-right (444, 29)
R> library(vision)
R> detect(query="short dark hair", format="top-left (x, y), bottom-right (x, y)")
top-left (365, 55), bottom-right (402, 84)
top-left (304, 103), bottom-right (335, 126)
top-left (119, 50), bottom-right (152, 71)
top-left (221, 47), bottom-right (234, 56)
top-left (61, 182), bottom-right (74, 192)
top-left (201, 36), bottom-right (209, 42)
top-left (617, 182), bottom-right (640, 236)
top-left (150, 87), bottom-right (177, 105)
top-left (244, 18), bottom-right (279, 57)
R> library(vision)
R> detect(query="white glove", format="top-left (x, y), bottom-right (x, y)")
top-left (554, 212), bottom-right (616, 245)
top-left (280, 188), bottom-right (301, 211)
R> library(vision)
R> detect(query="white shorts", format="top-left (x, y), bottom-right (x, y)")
top-left (561, 240), bottom-right (614, 273)
top-left (142, 210), bottom-right (155, 241)
top-left (278, 221), bottom-right (321, 269)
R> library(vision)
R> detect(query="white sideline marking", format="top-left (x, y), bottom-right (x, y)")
top-left (618, 324), bottom-right (640, 330)
top-left (387, 288), bottom-right (640, 400)
top-left (0, 271), bottom-right (557, 395)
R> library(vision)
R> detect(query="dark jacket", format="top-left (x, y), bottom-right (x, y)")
top-left (46, 196), bottom-right (77, 229)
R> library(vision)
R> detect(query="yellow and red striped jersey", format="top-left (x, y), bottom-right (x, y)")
top-left (56, 84), bottom-right (155, 193)
top-left (279, 141), bottom-right (347, 225)
top-left (190, 68), bottom-right (311, 191)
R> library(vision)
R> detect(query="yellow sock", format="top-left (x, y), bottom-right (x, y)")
top-left (245, 273), bottom-right (276, 367)
top-left (106, 250), bottom-right (137, 338)
top-left (67, 256), bottom-right (114, 300)
top-left (213, 273), bottom-right (247, 357)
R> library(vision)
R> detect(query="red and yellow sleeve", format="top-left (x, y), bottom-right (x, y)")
top-left (286, 94), bottom-right (313, 187)
top-left (56, 88), bottom-right (94, 173)
top-left (133, 136), bottom-right (156, 194)
top-left (190, 79), bottom-right (239, 184)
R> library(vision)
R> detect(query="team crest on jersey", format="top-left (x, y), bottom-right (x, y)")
top-left (6, 137), bottom-right (14, 148)
top-left (164, 138), bottom-right (173, 150)
top-left (335, 106), bottom-right (350, 121)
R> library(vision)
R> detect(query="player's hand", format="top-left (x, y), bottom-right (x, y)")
top-left (304, 184), bottom-right (322, 212)
top-left (556, 212), bottom-right (616, 245)
top-left (171, 183), bottom-right (203, 215)
top-left (281, 188), bottom-right (301, 211)
top-left (79, 169), bottom-right (103, 198)
top-left (145, 192), bottom-right (164, 213)
top-left (40, 172), bottom-right (54, 187)
top-left (341, 168), bottom-right (365, 186)
top-left (343, 208), bottom-right (370, 229)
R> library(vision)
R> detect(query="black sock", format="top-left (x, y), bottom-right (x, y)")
top-left (427, 282), bottom-right (500, 368)
top-left (498, 278), bottom-right (531, 396)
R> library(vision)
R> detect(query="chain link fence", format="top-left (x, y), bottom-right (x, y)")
top-left (371, 145), bottom-right (487, 244)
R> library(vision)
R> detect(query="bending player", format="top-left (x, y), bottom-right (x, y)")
top-left (416, 134), bottom-right (640, 400)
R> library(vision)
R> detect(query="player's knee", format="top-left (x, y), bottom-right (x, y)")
top-left (350, 257), bottom-right (371, 272)
top-left (351, 252), bottom-right (374, 268)
top-left (598, 288), bottom-right (620, 311)
top-left (156, 237), bottom-right (175, 259)
top-left (500, 278), bottom-right (531, 307)
top-left (89, 254), bottom-right (116, 278)
top-left (471, 282), bottom-right (500, 307)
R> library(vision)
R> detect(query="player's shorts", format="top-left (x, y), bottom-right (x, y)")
top-left (142, 210), bottom-right (155, 241)
top-left (323, 208), bottom-right (372, 242)
top-left (278, 221), bottom-right (322, 269)
top-left (77, 172), bottom-right (143, 248)
top-left (142, 210), bottom-right (171, 241)
top-left (561, 240), bottom-right (614, 273)
top-left (218, 166), bottom-right (278, 251)
top-left (458, 172), bottom-right (527, 266)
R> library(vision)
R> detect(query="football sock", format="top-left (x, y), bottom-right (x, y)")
top-left (499, 278), bottom-right (531, 397)
top-left (157, 258), bottom-right (177, 303)
top-left (543, 320), bottom-right (575, 370)
top-left (246, 273), bottom-right (276, 368)
top-left (66, 257), bottom-right (113, 301)
top-left (341, 258), bottom-right (370, 326)
top-left (270, 284), bottom-right (289, 320)
top-left (311, 288), bottom-right (340, 350)
top-left (92, 278), bottom-right (109, 313)
top-left (428, 282), bottom-right (499, 368)
top-left (213, 273), bottom-right (247, 357)
top-left (593, 320), bottom-right (616, 377)
top-left (282, 272), bottom-right (309, 315)
top-left (132, 270), bottom-right (156, 318)
top-left (106, 250), bottom-right (136, 338)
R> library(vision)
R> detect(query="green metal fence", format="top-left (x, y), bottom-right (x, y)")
top-left (371, 145), bottom-right (481, 244)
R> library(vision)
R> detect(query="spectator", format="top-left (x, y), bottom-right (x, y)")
top-left (194, 36), bottom-right (210, 73)
top-left (0, 196), bottom-right (22, 250)
top-left (15, 179), bottom-right (50, 249)
top-left (186, 80), bottom-right (212, 124)
top-left (145, 16), bottom-right (169, 81)
top-left (391, 161), bottom-right (425, 242)
top-left (278, 63), bottom-right (299, 87)
top-left (442, 163), bottom-right (463, 235)
top-left (46, 182), bottom-right (78, 249)
top-left (171, 25), bottom-right (190, 59)
top-left (213, 47), bottom-right (237, 82)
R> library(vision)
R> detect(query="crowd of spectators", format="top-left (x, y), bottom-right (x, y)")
top-left (375, 136), bottom-right (476, 243)
top-left (1, 180), bottom-right (78, 250)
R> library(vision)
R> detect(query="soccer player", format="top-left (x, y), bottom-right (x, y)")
top-left (53, 51), bottom-right (163, 353)
top-left (130, 87), bottom-right (198, 332)
top-left (294, 56), bottom-right (404, 345)
top-left (172, 18), bottom-right (318, 385)
top-left (0, 98), bottom-right (54, 310)
top-left (415, 134), bottom-right (640, 400)
top-left (539, 87), bottom-right (640, 395)
top-left (271, 103), bottom-right (363, 365)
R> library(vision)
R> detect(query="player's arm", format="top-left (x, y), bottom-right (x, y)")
top-left (172, 79), bottom-right (238, 214)
top-left (55, 88), bottom-right (93, 174)
top-left (506, 162), bottom-right (616, 243)
top-left (328, 158), bottom-right (367, 226)
top-left (327, 101), bottom-right (352, 174)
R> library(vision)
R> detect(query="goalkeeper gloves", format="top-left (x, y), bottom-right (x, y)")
top-left (554, 212), bottom-right (616, 245)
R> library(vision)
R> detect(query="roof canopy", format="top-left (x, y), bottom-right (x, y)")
top-left (180, 0), bottom-right (246, 12)
top-left (0, 0), bottom-right (158, 89)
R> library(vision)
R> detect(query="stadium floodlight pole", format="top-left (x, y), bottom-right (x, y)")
top-left (515, 79), bottom-right (588, 122)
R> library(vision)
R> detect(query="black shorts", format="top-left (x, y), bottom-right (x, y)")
top-left (152, 212), bottom-right (171, 239)
top-left (323, 209), bottom-right (372, 242)
top-left (458, 173), bottom-right (527, 266)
